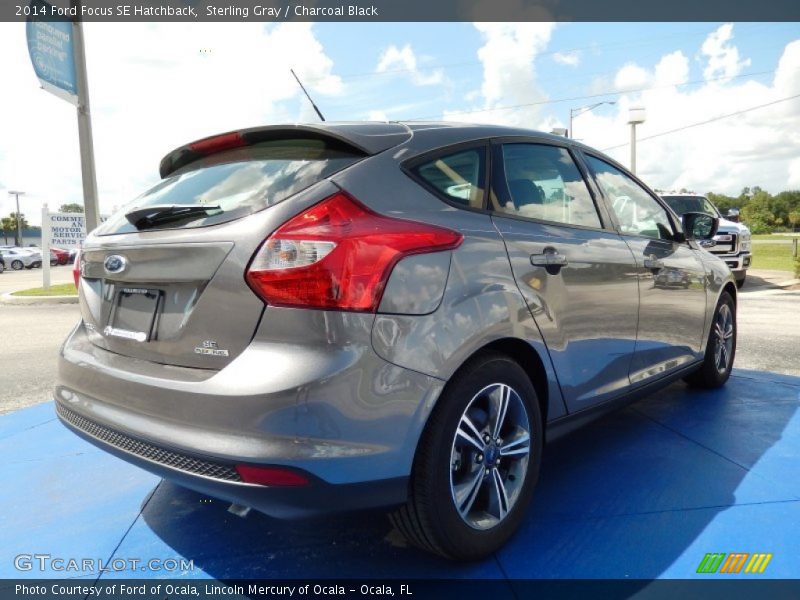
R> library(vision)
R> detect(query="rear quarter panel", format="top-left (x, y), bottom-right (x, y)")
top-left (334, 152), bottom-right (568, 421)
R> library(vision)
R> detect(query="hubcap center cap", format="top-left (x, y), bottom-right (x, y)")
top-left (484, 443), bottom-right (499, 465)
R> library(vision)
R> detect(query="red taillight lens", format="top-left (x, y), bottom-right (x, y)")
top-left (72, 250), bottom-right (81, 289)
top-left (235, 464), bottom-right (310, 487)
top-left (246, 191), bottom-right (463, 312)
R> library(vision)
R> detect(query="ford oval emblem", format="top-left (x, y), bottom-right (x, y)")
top-left (104, 254), bottom-right (128, 274)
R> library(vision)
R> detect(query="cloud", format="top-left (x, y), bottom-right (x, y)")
top-left (788, 157), bottom-right (800, 189)
top-left (553, 50), bottom-right (580, 67)
top-left (654, 51), bottom-right (690, 87)
top-left (614, 63), bottom-right (652, 91)
top-left (443, 23), bottom-right (555, 127)
top-left (0, 23), bottom-right (341, 223)
top-left (701, 23), bottom-right (752, 80)
top-left (367, 110), bottom-right (389, 121)
top-left (574, 27), bottom-right (800, 195)
top-left (376, 44), bottom-right (444, 86)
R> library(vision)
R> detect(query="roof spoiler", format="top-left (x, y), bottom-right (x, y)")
top-left (159, 123), bottom-right (411, 179)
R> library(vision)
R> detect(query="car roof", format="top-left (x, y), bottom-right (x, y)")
top-left (159, 121), bottom-right (599, 178)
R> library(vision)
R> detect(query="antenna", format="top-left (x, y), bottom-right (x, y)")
top-left (290, 69), bottom-right (326, 122)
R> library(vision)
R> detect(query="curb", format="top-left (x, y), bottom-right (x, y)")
top-left (775, 278), bottom-right (800, 289)
top-left (0, 291), bottom-right (78, 305)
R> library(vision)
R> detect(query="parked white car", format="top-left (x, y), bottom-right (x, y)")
top-left (0, 247), bottom-right (42, 270)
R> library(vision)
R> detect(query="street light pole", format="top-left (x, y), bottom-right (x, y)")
top-left (8, 190), bottom-right (25, 246)
top-left (569, 101), bottom-right (617, 139)
top-left (627, 107), bottom-right (646, 175)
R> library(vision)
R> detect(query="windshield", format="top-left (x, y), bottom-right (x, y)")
top-left (661, 195), bottom-right (720, 217)
top-left (98, 139), bottom-right (363, 235)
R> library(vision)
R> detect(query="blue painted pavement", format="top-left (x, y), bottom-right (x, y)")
top-left (1, 369), bottom-right (797, 581)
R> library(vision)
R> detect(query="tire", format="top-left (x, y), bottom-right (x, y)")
top-left (735, 273), bottom-right (746, 289)
top-left (684, 291), bottom-right (736, 389)
top-left (11, 260), bottom-right (23, 270)
top-left (390, 352), bottom-right (543, 560)
top-left (0, 262), bottom-right (4, 274)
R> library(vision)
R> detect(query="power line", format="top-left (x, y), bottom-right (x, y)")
top-left (405, 69), bottom-right (776, 120)
top-left (318, 28), bottom-right (706, 81)
top-left (303, 22), bottom-right (785, 84)
top-left (601, 94), bottom-right (800, 151)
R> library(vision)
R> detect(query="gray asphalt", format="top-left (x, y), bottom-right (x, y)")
top-left (1, 271), bottom-right (798, 414)
top-left (0, 303), bottom-right (80, 414)
top-left (0, 264), bottom-right (73, 294)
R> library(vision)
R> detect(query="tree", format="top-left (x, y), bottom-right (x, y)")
top-left (1, 218), bottom-right (11, 244)
top-left (1, 213), bottom-right (29, 245)
top-left (788, 211), bottom-right (800, 232)
top-left (741, 190), bottom-right (776, 234)
top-left (707, 192), bottom-right (740, 215)
top-left (59, 203), bottom-right (84, 213)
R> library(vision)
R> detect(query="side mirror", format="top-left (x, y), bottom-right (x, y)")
top-left (682, 212), bottom-right (718, 241)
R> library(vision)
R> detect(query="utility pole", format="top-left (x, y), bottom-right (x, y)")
top-left (71, 0), bottom-right (100, 232)
top-left (8, 190), bottom-right (25, 246)
top-left (628, 107), bottom-right (646, 175)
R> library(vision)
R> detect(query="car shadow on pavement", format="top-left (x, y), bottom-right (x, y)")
top-left (140, 373), bottom-right (800, 580)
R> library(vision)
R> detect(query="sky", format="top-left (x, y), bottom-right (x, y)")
top-left (1, 21), bottom-right (799, 225)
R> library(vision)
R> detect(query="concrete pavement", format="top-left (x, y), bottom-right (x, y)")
top-left (0, 304), bottom-right (80, 414)
top-left (0, 264), bottom-right (73, 294)
top-left (1, 269), bottom-right (797, 414)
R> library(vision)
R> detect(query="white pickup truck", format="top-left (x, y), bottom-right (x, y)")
top-left (661, 193), bottom-right (752, 288)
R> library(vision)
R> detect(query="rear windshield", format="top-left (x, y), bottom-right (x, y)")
top-left (98, 139), bottom-right (363, 235)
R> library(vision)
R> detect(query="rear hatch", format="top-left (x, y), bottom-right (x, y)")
top-left (77, 125), bottom-right (410, 370)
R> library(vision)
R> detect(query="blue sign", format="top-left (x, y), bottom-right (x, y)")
top-left (25, 1), bottom-right (78, 105)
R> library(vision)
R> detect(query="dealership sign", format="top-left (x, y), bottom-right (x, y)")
top-left (48, 212), bottom-right (86, 247)
top-left (25, 0), bottom-right (79, 105)
top-left (47, 211), bottom-right (108, 247)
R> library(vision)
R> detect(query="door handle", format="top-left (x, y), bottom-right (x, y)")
top-left (643, 255), bottom-right (664, 270)
top-left (530, 248), bottom-right (568, 268)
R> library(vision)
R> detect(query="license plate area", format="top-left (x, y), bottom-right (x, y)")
top-left (105, 287), bottom-right (162, 342)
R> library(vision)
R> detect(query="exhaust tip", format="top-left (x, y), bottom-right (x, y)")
top-left (227, 503), bottom-right (251, 518)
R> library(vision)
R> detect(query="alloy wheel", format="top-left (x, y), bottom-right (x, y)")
top-left (449, 383), bottom-right (531, 530)
top-left (713, 303), bottom-right (734, 374)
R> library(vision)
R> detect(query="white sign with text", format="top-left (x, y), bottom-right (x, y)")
top-left (48, 212), bottom-right (87, 248)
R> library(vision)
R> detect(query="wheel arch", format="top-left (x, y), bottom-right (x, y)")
top-left (722, 281), bottom-right (737, 306)
top-left (451, 337), bottom-right (551, 425)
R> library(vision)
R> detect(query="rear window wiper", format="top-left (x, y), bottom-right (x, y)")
top-left (125, 204), bottom-right (222, 229)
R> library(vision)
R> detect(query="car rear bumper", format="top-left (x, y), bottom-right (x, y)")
top-left (56, 401), bottom-right (408, 518)
top-left (57, 314), bottom-right (444, 515)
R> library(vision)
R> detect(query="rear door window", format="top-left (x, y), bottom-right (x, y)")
top-left (493, 143), bottom-right (602, 229)
top-left (99, 139), bottom-right (364, 235)
top-left (410, 147), bottom-right (487, 210)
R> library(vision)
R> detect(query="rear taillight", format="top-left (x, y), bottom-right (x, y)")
top-left (72, 250), bottom-right (81, 289)
top-left (246, 191), bottom-right (463, 312)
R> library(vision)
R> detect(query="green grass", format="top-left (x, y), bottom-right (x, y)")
top-left (751, 241), bottom-right (796, 272)
top-left (751, 233), bottom-right (800, 241)
top-left (12, 283), bottom-right (78, 297)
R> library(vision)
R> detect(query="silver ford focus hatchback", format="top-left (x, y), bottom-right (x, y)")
top-left (57, 122), bottom-right (736, 560)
